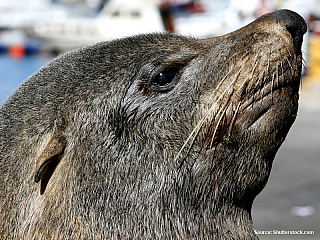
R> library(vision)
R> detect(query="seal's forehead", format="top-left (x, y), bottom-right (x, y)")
top-left (104, 33), bottom-right (200, 55)
top-left (83, 33), bottom-right (202, 68)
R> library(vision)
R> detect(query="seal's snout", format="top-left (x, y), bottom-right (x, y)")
top-left (269, 9), bottom-right (307, 55)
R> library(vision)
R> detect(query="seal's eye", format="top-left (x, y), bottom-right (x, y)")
top-left (152, 66), bottom-right (179, 88)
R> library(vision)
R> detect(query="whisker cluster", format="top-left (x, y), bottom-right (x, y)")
top-left (174, 43), bottom-right (301, 165)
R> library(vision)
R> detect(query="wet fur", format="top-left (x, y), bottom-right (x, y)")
top-left (0, 11), bottom-right (305, 239)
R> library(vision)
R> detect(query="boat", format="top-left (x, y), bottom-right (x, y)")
top-left (26, 0), bottom-right (165, 52)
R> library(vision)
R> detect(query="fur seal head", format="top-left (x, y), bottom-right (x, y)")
top-left (0, 9), bottom-right (306, 239)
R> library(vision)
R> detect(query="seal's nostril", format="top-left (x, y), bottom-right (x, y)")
top-left (267, 9), bottom-right (307, 55)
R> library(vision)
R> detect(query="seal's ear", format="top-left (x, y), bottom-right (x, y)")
top-left (35, 133), bottom-right (66, 194)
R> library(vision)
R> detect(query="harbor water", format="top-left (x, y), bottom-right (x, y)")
top-left (0, 54), bottom-right (53, 105)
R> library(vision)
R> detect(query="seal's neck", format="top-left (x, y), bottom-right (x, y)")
top-left (162, 204), bottom-right (259, 239)
top-left (210, 206), bottom-right (259, 239)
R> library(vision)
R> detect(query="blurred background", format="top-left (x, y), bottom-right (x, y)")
top-left (0, 0), bottom-right (319, 239)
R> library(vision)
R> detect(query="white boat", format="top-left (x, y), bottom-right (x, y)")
top-left (27, 0), bottom-right (165, 52)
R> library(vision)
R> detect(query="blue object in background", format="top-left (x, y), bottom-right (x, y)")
top-left (0, 54), bottom-right (53, 105)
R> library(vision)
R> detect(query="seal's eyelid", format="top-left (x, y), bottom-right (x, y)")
top-left (136, 56), bottom-right (196, 93)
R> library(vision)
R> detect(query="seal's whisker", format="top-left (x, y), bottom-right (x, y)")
top-left (212, 49), bottom-right (251, 100)
top-left (174, 63), bottom-right (246, 163)
top-left (174, 110), bottom-right (210, 164)
top-left (219, 50), bottom-right (250, 76)
top-left (208, 51), bottom-right (245, 101)
top-left (250, 54), bottom-right (260, 80)
top-left (209, 68), bottom-right (233, 99)
top-left (280, 60), bottom-right (284, 88)
top-left (271, 73), bottom-right (275, 103)
top-left (255, 69), bottom-right (267, 95)
top-left (262, 50), bottom-right (271, 98)
top-left (286, 58), bottom-right (294, 75)
top-left (210, 95), bottom-right (233, 148)
top-left (223, 52), bottom-right (241, 67)
top-left (218, 52), bottom-right (240, 70)
top-left (284, 46), bottom-right (298, 75)
top-left (251, 56), bottom-right (259, 74)
top-left (235, 76), bottom-right (249, 100)
top-left (198, 63), bottom-right (248, 149)
top-left (249, 59), bottom-right (260, 108)
top-left (206, 51), bottom-right (241, 98)
top-left (278, 47), bottom-right (285, 84)
top-left (302, 58), bottom-right (307, 70)
top-left (276, 64), bottom-right (279, 89)
top-left (285, 46), bottom-right (293, 58)
top-left (228, 101), bottom-right (241, 138)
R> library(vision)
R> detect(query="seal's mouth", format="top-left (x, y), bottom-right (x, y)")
top-left (196, 64), bottom-right (302, 151)
top-left (198, 58), bottom-right (303, 152)
top-left (240, 67), bottom-right (301, 129)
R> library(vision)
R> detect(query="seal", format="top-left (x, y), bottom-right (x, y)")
top-left (0, 9), bottom-right (306, 239)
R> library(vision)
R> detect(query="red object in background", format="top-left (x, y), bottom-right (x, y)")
top-left (186, 2), bottom-right (205, 13)
top-left (9, 45), bottom-right (26, 59)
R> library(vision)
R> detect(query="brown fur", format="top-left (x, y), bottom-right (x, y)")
top-left (0, 10), bottom-right (306, 239)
